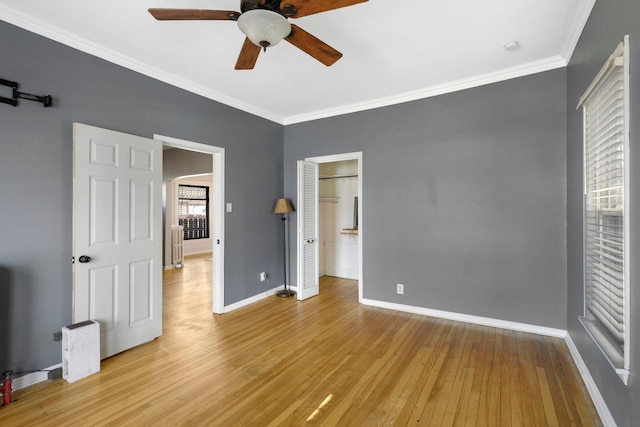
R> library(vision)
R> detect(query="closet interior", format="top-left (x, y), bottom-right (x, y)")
top-left (318, 160), bottom-right (359, 280)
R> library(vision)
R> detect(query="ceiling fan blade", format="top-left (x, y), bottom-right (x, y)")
top-left (235, 38), bottom-right (262, 70)
top-left (148, 9), bottom-right (241, 21)
top-left (282, 0), bottom-right (368, 18)
top-left (285, 24), bottom-right (342, 66)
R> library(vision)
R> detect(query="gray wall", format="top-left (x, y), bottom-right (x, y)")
top-left (0, 21), bottom-right (284, 374)
top-left (566, 0), bottom-right (640, 425)
top-left (163, 148), bottom-right (213, 181)
top-left (285, 69), bottom-right (568, 329)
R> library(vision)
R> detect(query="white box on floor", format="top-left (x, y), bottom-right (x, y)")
top-left (62, 320), bottom-right (100, 383)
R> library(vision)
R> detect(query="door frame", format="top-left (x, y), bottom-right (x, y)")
top-left (153, 134), bottom-right (226, 314)
top-left (302, 152), bottom-right (363, 302)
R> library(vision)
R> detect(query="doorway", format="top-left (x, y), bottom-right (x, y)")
top-left (318, 160), bottom-right (359, 280)
top-left (299, 152), bottom-right (362, 302)
top-left (154, 134), bottom-right (225, 314)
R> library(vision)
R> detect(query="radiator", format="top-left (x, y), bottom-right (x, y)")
top-left (172, 225), bottom-right (184, 267)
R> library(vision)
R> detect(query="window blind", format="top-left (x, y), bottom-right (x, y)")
top-left (582, 46), bottom-right (627, 364)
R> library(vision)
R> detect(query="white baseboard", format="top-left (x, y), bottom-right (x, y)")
top-left (183, 249), bottom-right (213, 257)
top-left (360, 298), bottom-right (567, 338)
top-left (10, 363), bottom-right (62, 392)
top-left (324, 267), bottom-right (358, 280)
top-left (565, 333), bottom-right (617, 427)
top-left (223, 284), bottom-right (285, 313)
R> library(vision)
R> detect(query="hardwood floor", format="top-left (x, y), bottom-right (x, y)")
top-left (2, 254), bottom-right (601, 426)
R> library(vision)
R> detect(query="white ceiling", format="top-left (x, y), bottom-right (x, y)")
top-left (0, 0), bottom-right (594, 125)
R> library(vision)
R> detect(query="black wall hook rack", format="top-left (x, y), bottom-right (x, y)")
top-left (0, 78), bottom-right (52, 108)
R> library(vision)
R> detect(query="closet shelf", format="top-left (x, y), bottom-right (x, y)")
top-left (340, 227), bottom-right (358, 236)
top-left (319, 196), bottom-right (340, 203)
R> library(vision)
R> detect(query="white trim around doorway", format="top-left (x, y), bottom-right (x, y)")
top-left (154, 134), bottom-right (226, 314)
top-left (304, 152), bottom-right (363, 303)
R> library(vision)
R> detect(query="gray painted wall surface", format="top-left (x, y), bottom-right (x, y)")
top-left (163, 148), bottom-right (212, 181)
top-left (284, 69), bottom-right (568, 329)
top-left (566, 0), bottom-right (640, 425)
top-left (0, 21), bottom-right (284, 374)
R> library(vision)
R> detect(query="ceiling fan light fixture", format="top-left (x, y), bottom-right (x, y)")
top-left (237, 9), bottom-right (291, 50)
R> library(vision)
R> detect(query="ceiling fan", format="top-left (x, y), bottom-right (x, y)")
top-left (148, 0), bottom-right (368, 70)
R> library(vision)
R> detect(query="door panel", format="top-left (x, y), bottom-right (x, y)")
top-left (130, 180), bottom-right (153, 241)
top-left (130, 260), bottom-right (152, 324)
top-left (297, 160), bottom-right (319, 300)
top-left (130, 146), bottom-right (153, 170)
top-left (73, 123), bottom-right (162, 359)
top-left (90, 177), bottom-right (118, 245)
top-left (89, 266), bottom-right (117, 331)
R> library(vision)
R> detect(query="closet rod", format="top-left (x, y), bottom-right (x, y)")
top-left (319, 174), bottom-right (358, 180)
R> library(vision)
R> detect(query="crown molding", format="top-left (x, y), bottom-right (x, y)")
top-left (0, 5), bottom-right (284, 124)
top-left (560, 0), bottom-right (596, 62)
top-left (284, 55), bottom-right (567, 125)
top-left (1, 3), bottom-right (583, 127)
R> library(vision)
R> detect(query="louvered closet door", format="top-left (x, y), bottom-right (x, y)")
top-left (297, 161), bottom-right (319, 300)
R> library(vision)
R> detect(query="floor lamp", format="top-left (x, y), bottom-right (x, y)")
top-left (274, 198), bottom-right (295, 298)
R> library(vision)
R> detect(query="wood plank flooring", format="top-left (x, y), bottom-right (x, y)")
top-left (2, 253), bottom-right (601, 426)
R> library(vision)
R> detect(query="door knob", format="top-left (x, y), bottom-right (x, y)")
top-left (78, 255), bottom-right (91, 263)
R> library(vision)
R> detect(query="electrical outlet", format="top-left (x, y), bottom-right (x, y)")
top-left (53, 331), bottom-right (62, 342)
top-left (260, 272), bottom-right (267, 282)
top-left (397, 283), bottom-right (404, 295)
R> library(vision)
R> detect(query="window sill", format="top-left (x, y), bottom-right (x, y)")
top-left (579, 317), bottom-right (629, 385)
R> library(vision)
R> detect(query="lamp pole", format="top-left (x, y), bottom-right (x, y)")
top-left (274, 198), bottom-right (295, 297)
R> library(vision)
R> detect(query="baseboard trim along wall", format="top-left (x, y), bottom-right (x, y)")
top-left (223, 284), bottom-right (285, 313)
top-left (361, 298), bottom-right (567, 338)
top-left (565, 333), bottom-right (617, 427)
top-left (12, 363), bottom-right (62, 392)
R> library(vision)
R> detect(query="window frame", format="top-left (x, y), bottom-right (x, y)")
top-left (578, 36), bottom-right (630, 385)
top-left (178, 184), bottom-right (210, 241)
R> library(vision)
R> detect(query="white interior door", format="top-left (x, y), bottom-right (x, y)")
top-left (73, 123), bottom-right (162, 359)
top-left (297, 160), bottom-right (319, 300)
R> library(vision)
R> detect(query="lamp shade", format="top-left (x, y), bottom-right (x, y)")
top-left (237, 9), bottom-right (291, 49)
top-left (273, 198), bottom-right (295, 214)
